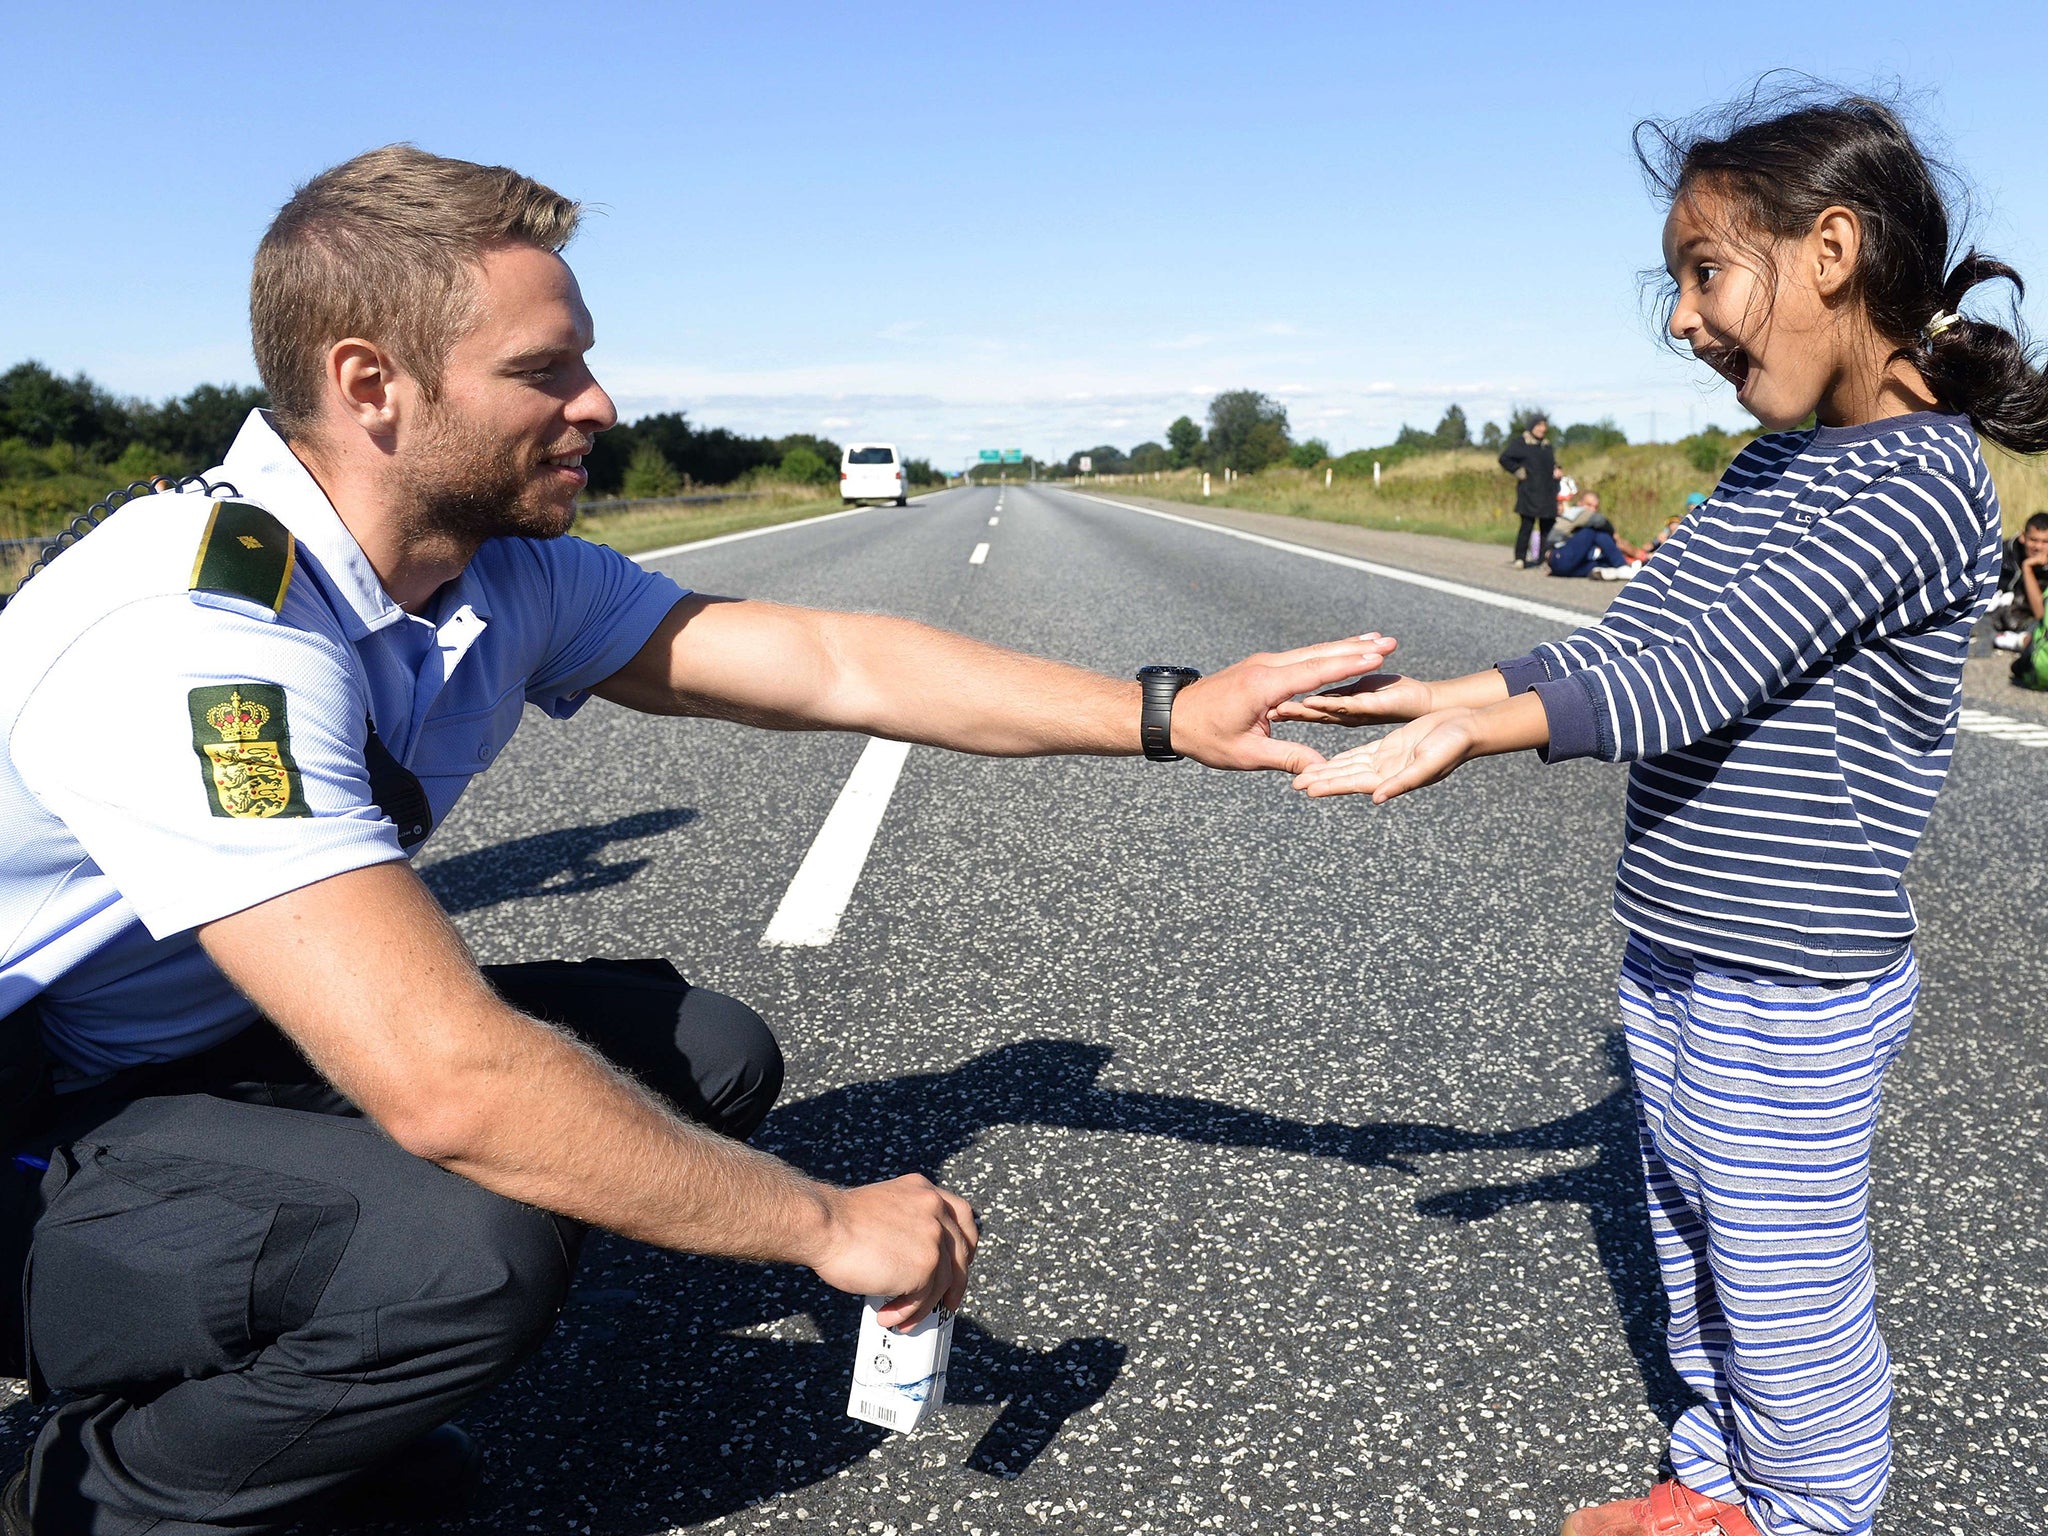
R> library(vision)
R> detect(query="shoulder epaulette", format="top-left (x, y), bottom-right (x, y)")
top-left (189, 500), bottom-right (296, 615)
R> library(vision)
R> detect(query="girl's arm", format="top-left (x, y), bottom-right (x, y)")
top-left (1292, 468), bottom-right (1986, 801)
top-left (1273, 517), bottom-right (1700, 732)
top-left (1271, 665), bottom-right (1506, 727)
top-left (1293, 692), bottom-right (1551, 802)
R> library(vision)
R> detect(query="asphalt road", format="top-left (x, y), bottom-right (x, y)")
top-left (9, 484), bottom-right (2043, 1534)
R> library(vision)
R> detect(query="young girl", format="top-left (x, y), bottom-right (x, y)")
top-left (1279, 94), bottom-right (2048, 1536)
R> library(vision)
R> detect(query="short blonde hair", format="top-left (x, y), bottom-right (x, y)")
top-left (251, 145), bottom-right (581, 438)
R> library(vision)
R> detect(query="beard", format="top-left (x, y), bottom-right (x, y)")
top-left (401, 398), bottom-right (578, 545)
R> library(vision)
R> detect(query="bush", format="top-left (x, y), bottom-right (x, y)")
top-left (1560, 418), bottom-right (1628, 451)
top-left (1289, 438), bottom-right (1331, 469)
top-left (622, 441), bottom-right (682, 499)
top-left (779, 446), bottom-right (832, 486)
top-left (1682, 431), bottom-right (1733, 474)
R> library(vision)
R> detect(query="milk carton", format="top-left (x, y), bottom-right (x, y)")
top-left (846, 1299), bottom-right (954, 1432)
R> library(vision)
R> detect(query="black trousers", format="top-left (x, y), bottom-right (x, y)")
top-left (11, 958), bottom-right (782, 1535)
top-left (1515, 513), bottom-right (1555, 563)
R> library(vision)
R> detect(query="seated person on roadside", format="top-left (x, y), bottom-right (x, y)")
top-left (0, 146), bottom-right (1392, 1535)
top-left (1546, 491), bottom-right (1650, 579)
top-left (1984, 509), bottom-right (2048, 651)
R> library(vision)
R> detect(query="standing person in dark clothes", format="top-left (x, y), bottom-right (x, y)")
top-left (1498, 414), bottom-right (1562, 566)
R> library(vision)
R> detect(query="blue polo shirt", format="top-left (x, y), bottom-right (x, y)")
top-left (0, 411), bottom-right (686, 1083)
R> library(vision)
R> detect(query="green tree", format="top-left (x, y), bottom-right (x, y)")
top-left (1206, 390), bottom-right (1291, 473)
top-left (622, 441), bottom-right (682, 499)
top-left (1166, 415), bottom-right (1204, 469)
top-left (0, 361), bottom-right (125, 449)
top-left (1479, 421), bottom-right (1504, 451)
top-left (1431, 404), bottom-right (1471, 451)
top-left (1682, 429), bottom-right (1734, 474)
top-left (1067, 444), bottom-right (1129, 475)
top-left (1560, 418), bottom-right (1628, 451)
top-left (903, 457), bottom-right (943, 487)
top-left (1288, 437), bottom-right (1330, 469)
top-left (778, 445), bottom-right (832, 485)
top-left (132, 383), bottom-right (269, 462)
top-left (1129, 441), bottom-right (1171, 473)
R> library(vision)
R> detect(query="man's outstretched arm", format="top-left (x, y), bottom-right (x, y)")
top-left (592, 595), bottom-right (1395, 773)
top-left (199, 861), bottom-right (974, 1327)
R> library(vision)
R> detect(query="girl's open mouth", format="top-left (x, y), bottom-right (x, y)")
top-left (1703, 344), bottom-right (1753, 398)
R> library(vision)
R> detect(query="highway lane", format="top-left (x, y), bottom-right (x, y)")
top-left (11, 483), bottom-right (2039, 1534)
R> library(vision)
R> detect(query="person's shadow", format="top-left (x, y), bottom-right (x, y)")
top-left (385, 1038), bottom-right (1487, 1532)
top-left (419, 807), bottom-right (697, 914)
top-left (12, 1034), bottom-right (1695, 1532)
top-left (1412, 1031), bottom-right (1698, 1425)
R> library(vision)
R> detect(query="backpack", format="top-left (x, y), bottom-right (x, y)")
top-left (2012, 616), bottom-right (2048, 691)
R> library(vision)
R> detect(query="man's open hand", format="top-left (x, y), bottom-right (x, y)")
top-left (1290, 708), bottom-right (1481, 802)
top-left (1170, 635), bottom-right (1399, 773)
top-left (811, 1174), bottom-right (980, 1329)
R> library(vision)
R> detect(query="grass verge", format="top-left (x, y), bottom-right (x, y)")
top-left (571, 486), bottom-right (857, 557)
top-left (0, 484), bottom-right (880, 600)
top-left (1083, 439), bottom-right (2048, 548)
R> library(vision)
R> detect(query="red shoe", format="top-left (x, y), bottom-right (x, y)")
top-left (1560, 1480), bottom-right (1762, 1536)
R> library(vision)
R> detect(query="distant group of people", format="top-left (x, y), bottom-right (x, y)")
top-left (1989, 509), bottom-right (2048, 687)
top-left (1496, 416), bottom-right (1685, 581)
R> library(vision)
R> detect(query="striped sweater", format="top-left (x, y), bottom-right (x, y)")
top-left (1497, 411), bottom-right (2001, 980)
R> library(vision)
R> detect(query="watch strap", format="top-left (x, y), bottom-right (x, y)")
top-left (1137, 666), bottom-right (1201, 761)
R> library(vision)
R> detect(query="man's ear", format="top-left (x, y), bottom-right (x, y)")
top-left (1811, 205), bottom-right (1862, 302)
top-left (327, 338), bottom-right (408, 440)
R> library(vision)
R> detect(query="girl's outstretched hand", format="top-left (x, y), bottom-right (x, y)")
top-left (1268, 671), bottom-right (1433, 727)
top-left (1290, 708), bottom-right (1480, 802)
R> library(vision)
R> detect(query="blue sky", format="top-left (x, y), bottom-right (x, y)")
top-left (7, 2), bottom-right (2048, 467)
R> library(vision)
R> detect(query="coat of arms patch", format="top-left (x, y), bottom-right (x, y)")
top-left (187, 683), bottom-right (311, 819)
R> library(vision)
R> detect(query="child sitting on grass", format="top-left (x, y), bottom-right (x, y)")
top-left (1280, 89), bottom-right (2045, 1536)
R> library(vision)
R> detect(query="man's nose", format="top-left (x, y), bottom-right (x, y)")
top-left (573, 373), bottom-right (618, 434)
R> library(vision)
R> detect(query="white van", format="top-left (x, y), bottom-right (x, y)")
top-left (841, 443), bottom-right (908, 506)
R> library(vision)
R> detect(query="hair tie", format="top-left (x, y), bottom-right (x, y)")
top-left (1923, 309), bottom-right (1962, 342)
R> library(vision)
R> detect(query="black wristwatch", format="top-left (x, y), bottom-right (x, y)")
top-left (1137, 665), bottom-right (1202, 761)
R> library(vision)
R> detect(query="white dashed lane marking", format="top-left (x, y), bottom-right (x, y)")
top-left (969, 542), bottom-right (990, 566)
top-left (1958, 708), bottom-right (2048, 748)
top-left (760, 737), bottom-right (913, 948)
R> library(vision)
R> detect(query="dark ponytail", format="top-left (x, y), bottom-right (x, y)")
top-left (1637, 83), bottom-right (2048, 454)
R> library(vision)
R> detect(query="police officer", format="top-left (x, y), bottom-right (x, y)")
top-left (0, 146), bottom-right (1390, 1532)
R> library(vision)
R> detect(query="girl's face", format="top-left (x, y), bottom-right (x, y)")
top-left (1662, 185), bottom-right (1841, 431)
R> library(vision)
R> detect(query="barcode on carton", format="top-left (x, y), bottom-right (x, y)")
top-left (856, 1398), bottom-right (897, 1426)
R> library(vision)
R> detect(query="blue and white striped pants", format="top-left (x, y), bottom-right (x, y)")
top-left (1618, 938), bottom-right (1918, 1536)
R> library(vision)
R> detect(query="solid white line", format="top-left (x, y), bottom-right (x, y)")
top-left (760, 737), bottom-right (913, 947)
top-left (625, 490), bottom-right (956, 565)
top-left (1061, 489), bottom-right (1590, 626)
top-left (969, 542), bottom-right (990, 565)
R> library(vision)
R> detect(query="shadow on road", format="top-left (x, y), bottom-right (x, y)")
top-left (3, 1035), bottom-right (1693, 1532)
top-left (1414, 1032), bottom-right (1698, 1426)
top-left (419, 807), bottom-right (697, 914)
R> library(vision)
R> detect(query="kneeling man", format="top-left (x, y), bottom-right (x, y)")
top-left (0, 146), bottom-right (1388, 1532)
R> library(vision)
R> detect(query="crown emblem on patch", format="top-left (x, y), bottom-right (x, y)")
top-left (205, 690), bottom-right (272, 743)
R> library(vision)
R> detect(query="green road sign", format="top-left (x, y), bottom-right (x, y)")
top-left (1001, 449), bottom-right (1023, 463)
top-left (978, 450), bottom-right (1001, 463)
